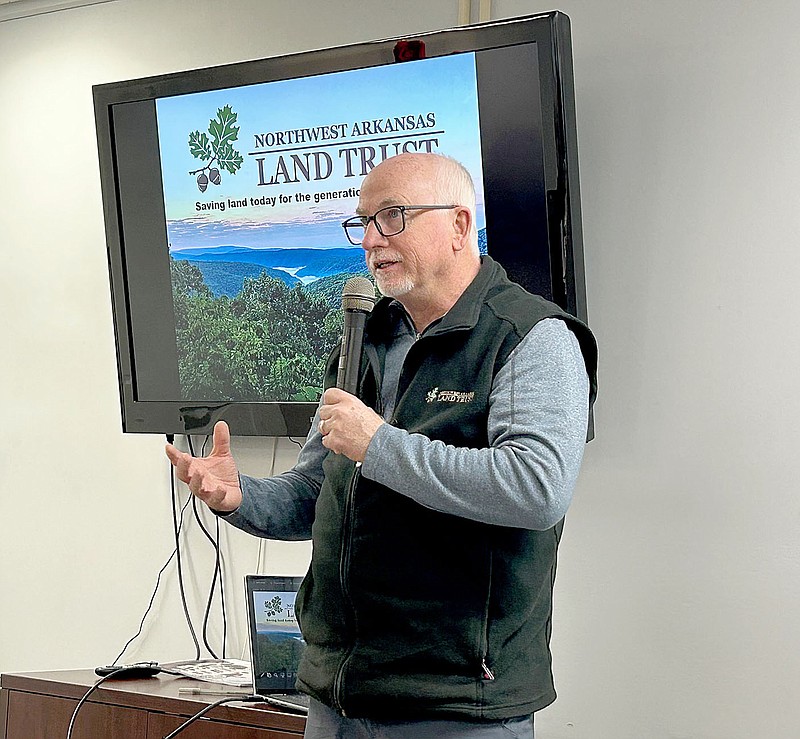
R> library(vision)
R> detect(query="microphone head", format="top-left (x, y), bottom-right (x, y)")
top-left (342, 276), bottom-right (376, 313)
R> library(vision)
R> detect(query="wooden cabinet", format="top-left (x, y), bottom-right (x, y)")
top-left (0, 669), bottom-right (305, 739)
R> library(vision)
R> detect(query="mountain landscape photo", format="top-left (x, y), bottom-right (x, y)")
top-left (169, 245), bottom-right (371, 403)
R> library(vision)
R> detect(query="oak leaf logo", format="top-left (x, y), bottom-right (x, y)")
top-left (188, 105), bottom-right (243, 192)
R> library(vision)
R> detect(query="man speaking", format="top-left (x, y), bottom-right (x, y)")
top-left (166, 153), bottom-right (597, 738)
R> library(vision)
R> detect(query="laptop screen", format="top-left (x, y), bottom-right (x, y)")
top-left (244, 574), bottom-right (306, 694)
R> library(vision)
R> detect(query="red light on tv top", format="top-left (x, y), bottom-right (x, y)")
top-left (393, 40), bottom-right (426, 62)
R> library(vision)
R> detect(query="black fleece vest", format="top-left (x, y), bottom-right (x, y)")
top-left (295, 257), bottom-right (597, 720)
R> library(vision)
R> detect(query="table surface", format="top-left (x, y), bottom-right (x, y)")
top-left (0, 667), bottom-right (307, 734)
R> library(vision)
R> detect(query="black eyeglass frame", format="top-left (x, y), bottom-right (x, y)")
top-left (341, 204), bottom-right (460, 245)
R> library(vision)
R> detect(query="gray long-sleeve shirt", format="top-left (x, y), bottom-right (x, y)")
top-left (225, 316), bottom-right (590, 539)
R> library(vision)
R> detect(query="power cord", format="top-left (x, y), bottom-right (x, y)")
top-left (188, 435), bottom-right (228, 659)
top-left (66, 666), bottom-right (160, 739)
top-left (216, 515), bottom-right (227, 657)
top-left (161, 695), bottom-right (266, 738)
top-left (192, 496), bottom-right (226, 659)
top-left (66, 673), bottom-right (114, 739)
top-left (170, 451), bottom-right (201, 660)
top-left (111, 433), bottom-right (229, 667)
top-left (111, 493), bottom-right (192, 665)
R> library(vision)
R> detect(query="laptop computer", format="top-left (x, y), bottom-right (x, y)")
top-left (244, 574), bottom-right (310, 714)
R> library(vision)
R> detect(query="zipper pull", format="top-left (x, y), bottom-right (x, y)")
top-left (481, 659), bottom-right (495, 681)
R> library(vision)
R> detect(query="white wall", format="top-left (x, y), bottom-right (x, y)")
top-left (1, 1), bottom-right (798, 737)
top-left (0, 0), bottom-right (460, 673)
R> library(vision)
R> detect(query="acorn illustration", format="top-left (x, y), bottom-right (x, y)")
top-left (209, 167), bottom-right (221, 185)
top-left (197, 172), bottom-right (209, 192)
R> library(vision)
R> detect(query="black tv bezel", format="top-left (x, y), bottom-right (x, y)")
top-left (93, 11), bottom-right (586, 437)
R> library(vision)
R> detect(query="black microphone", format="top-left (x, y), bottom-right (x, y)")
top-left (337, 276), bottom-right (376, 394)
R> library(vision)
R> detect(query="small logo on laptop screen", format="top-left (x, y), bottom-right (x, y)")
top-left (259, 593), bottom-right (297, 625)
top-left (265, 595), bottom-right (285, 617)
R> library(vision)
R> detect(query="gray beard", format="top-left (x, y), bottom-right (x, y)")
top-left (372, 271), bottom-right (414, 298)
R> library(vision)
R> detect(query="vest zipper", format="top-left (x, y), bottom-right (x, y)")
top-left (332, 464), bottom-right (361, 716)
top-left (480, 550), bottom-right (495, 682)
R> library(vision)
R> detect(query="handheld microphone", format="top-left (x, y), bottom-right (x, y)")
top-left (337, 276), bottom-right (376, 394)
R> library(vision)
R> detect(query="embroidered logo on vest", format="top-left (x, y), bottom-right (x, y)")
top-left (425, 387), bottom-right (476, 404)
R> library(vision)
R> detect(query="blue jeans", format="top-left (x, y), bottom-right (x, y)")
top-left (303, 698), bottom-right (534, 739)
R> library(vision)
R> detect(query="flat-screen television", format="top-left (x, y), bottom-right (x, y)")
top-left (93, 11), bottom-right (587, 437)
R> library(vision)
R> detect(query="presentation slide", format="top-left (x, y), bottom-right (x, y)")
top-left (154, 53), bottom-right (486, 403)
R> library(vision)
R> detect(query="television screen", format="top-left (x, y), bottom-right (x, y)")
top-left (93, 11), bottom-right (587, 436)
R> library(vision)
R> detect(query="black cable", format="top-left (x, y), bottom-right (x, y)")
top-left (112, 494), bottom-right (192, 666)
top-left (171, 453), bottom-right (201, 660)
top-left (202, 431), bottom-right (227, 658)
top-left (162, 695), bottom-right (266, 739)
top-left (288, 436), bottom-right (304, 448)
top-left (270, 436), bottom-right (279, 473)
top-left (65, 672), bottom-right (116, 739)
top-left (188, 435), bottom-right (228, 660)
top-left (193, 496), bottom-right (220, 660)
top-left (217, 514), bottom-right (227, 658)
top-left (203, 511), bottom-right (227, 658)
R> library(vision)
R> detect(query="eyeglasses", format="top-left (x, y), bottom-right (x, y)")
top-left (341, 205), bottom-right (459, 245)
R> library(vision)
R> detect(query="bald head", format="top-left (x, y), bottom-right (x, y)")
top-left (361, 153), bottom-right (479, 254)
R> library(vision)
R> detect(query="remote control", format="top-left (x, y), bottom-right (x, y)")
top-left (95, 662), bottom-right (161, 678)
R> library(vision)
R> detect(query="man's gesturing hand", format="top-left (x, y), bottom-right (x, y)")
top-left (318, 388), bottom-right (385, 463)
top-left (165, 421), bottom-right (242, 512)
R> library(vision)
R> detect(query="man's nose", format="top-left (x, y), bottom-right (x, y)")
top-left (361, 220), bottom-right (386, 251)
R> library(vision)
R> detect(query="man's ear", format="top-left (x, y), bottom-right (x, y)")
top-left (452, 207), bottom-right (472, 252)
